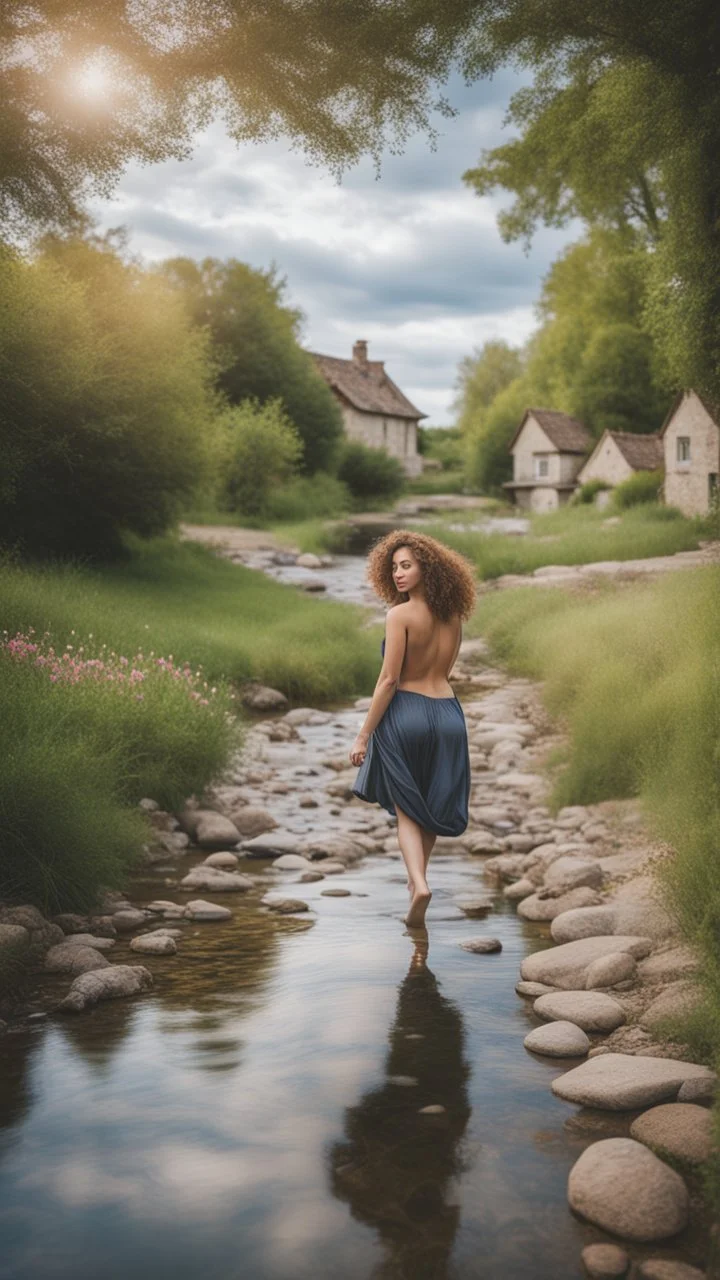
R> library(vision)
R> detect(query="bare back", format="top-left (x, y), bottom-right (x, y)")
top-left (394, 600), bottom-right (461, 697)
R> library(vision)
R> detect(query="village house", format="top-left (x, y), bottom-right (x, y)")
top-left (659, 389), bottom-right (720, 516)
top-left (576, 430), bottom-right (664, 500)
top-left (503, 409), bottom-right (593, 512)
top-left (311, 340), bottom-right (426, 477)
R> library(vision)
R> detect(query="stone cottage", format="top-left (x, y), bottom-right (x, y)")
top-left (503, 409), bottom-right (593, 512)
top-left (576, 430), bottom-right (664, 493)
top-left (659, 390), bottom-right (720, 516)
top-left (311, 340), bottom-right (426, 477)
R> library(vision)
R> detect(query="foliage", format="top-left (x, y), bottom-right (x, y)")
top-left (263, 474), bottom-right (351, 523)
top-left (421, 425), bottom-right (465, 471)
top-left (612, 468), bottom-right (664, 509)
top-left (573, 478), bottom-right (611, 505)
top-left (336, 440), bottom-right (406, 505)
top-left (464, 376), bottom-right (530, 495)
top-left (161, 257), bottom-right (343, 474)
top-left (220, 399), bottom-right (303, 519)
top-left (570, 324), bottom-right (668, 435)
top-left (455, 340), bottom-right (525, 435)
top-left (0, 232), bottom-right (220, 558)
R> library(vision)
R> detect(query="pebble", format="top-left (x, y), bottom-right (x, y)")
top-left (320, 889), bottom-right (351, 897)
top-left (459, 937), bottom-right (502, 954)
top-left (581, 1242), bottom-right (630, 1277)
top-left (524, 1020), bottom-right (591, 1057)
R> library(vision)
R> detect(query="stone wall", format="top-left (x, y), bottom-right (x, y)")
top-left (662, 391), bottom-right (720, 517)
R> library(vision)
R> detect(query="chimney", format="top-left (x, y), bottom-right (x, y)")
top-left (352, 339), bottom-right (368, 367)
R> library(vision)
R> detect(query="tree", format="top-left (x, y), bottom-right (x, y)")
top-left (160, 257), bottom-right (343, 474)
top-left (220, 399), bottom-right (303, 518)
top-left (464, 376), bottom-right (531, 494)
top-left (454, 340), bottom-right (524, 436)
top-left (570, 324), bottom-right (667, 435)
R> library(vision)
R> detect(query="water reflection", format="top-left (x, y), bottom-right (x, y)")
top-left (328, 931), bottom-right (473, 1280)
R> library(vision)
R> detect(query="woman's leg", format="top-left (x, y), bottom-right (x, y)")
top-left (406, 827), bottom-right (437, 890)
top-left (395, 802), bottom-right (433, 926)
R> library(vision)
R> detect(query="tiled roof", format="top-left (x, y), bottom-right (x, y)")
top-left (608, 431), bottom-right (664, 470)
top-left (310, 352), bottom-right (426, 421)
top-left (508, 408), bottom-right (592, 454)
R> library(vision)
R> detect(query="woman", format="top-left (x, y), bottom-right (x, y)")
top-left (349, 529), bottom-right (477, 928)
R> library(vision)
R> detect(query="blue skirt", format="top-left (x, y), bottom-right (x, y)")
top-left (351, 689), bottom-right (470, 836)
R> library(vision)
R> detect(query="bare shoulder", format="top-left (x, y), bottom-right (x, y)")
top-left (387, 601), bottom-right (413, 623)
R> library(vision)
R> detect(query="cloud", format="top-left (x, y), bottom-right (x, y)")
top-left (89, 67), bottom-right (579, 423)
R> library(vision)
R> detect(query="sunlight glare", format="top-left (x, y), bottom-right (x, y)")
top-left (68, 56), bottom-right (114, 102)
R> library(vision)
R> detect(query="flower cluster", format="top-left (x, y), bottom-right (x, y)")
top-left (1, 627), bottom-right (221, 707)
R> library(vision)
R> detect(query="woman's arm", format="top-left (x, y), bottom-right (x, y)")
top-left (349, 606), bottom-right (407, 765)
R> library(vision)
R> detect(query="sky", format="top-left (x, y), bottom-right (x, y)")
top-left (89, 68), bottom-right (579, 425)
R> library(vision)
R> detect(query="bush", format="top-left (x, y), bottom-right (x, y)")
top-left (221, 399), bottom-right (303, 518)
top-left (336, 440), bottom-right (406, 504)
top-left (612, 468), bottom-right (664, 509)
top-left (573, 478), bottom-right (612, 504)
top-left (263, 472), bottom-right (351, 522)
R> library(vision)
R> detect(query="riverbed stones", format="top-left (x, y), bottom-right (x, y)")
top-left (203, 851), bottom-right (240, 869)
top-left (611, 875), bottom-right (677, 940)
top-left (503, 878), bottom-right (535, 901)
top-left (639, 982), bottom-right (701, 1033)
top-left (261, 895), bottom-right (310, 913)
top-left (195, 812), bottom-right (242, 849)
top-left (130, 933), bottom-right (178, 955)
top-left (677, 1076), bottom-right (716, 1105)
top-left (229, 807), bottom-right (278, 838)
top-left (58, 964), bottom-right (154, 1012)
top-left (567, 1138), bottom-right (689, 1241)
top-left (44, 943), bottom-right (111, 975)
top-left (241, 682), bottom-right (288, 711)
top-left (60, 933), bottom-right (116, 952)
top-left (636, 1260), bottom-right (707, 1280)
top-left (551, 1053), bottom-right (717, 1110)
top-left (550, 906), bottom-right (617, 944)
top-left (320, 888), bottom-right (351, 897)
top-left (518, 887), bottom-right (604, 923)
top-left (521, 935), bottom-right (652, 989)
top-left (543, 856), bottom-right (603, 892)
top-left (524, 1020), bottom-right (591, 1057)
top-left (581, 1242), bottom-right (630, 1278)
top-left (240, 832), bottom-right (306, 858)
top-left (630, 1103), bottom-right (714, 1165)
top-left (269, 854), bottom-right (315, 872)
top-left (111, 909), bottom-right (149, 933)
top-left (534, 991), bottom-right (625, 1033)
top-left (637, 946), bottom-right (699, 983)
top-left (183, 900), bottom-right (232, 922)
top-left (459, 937), bottom-right (502, 954)
top-left (585, 951), bottom-right (637, 989)
top-left (516, 981), bottom-right (558, 998)
top-left (456, 896), bottom-right (494, 917)
top-left (144, 900), bottom-right (186, 919)
top-left (179, 868), bottom-right (253, 892)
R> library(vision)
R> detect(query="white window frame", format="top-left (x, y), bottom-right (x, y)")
top-left (534, 454), bottom-right (550, 479)
top-left (676, 436), bottom-right (691, 463)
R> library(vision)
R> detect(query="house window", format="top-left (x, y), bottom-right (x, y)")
top-left (535, 456), bottom-right (549, 478)
top-left (710, 474), bottom-right (718, 504)
top-left (677, 437), bottom-right (691, 463)
top-left (382, 420), bottom-right (388, 445)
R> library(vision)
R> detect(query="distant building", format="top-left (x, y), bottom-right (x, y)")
top-left (659, 390), bottom-right (720, 516)
top-left (576, 430), bottom-right (664, 494)
top-left (311, 340), bottom-right (426, 477)
top-left (503, 409), bottom-right (593, 512)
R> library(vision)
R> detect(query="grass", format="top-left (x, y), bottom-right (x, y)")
top-left (406, 467), bottom-right (469, 495)
top-left (420, 502), bottom-right (710, 579)
top-left (469, 566), bottom-right (720, 1219)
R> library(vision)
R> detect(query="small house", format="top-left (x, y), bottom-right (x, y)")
top-left (576, 430), bottom-right (664, 494)
top-left (659, 390), bottom-right (720, 516)
top-left (503, 409), bottom-right (593, 512)
top-left (311, 340), bottom-right (426, 477)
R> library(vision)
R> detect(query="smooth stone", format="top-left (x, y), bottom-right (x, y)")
top-left (456, 896), bottom-right (494, 917)
top-left (111, 909), bottom-right (148, 933)
top-left (551, 1053), bottom-right (717, 1110)
top-left (260, 896), bottom-right (310, 914)
top-left (637, 946), bottom-right (699, 983)
top-left (585, 952), bottom-right (637, 989)
top-left (534, 991), bottom-right (625, 1033)
top-left (60, 933), bottom-right (116, 952)
top-left (637, 1260), bottom-right (707, 1280)
top-left (677, 1076), bottom-right (716, 1105)
top-left (521, 936), bottom-right (652, 990)
top-left (228, 806), bottom-right (278, 838)
top-left (129, 934), bottom-right (177, 955)
top-left (203, 852), bottom-right (240, 869)
top-left (316, 861), bottom-right (346, 874)
top-left (270, 854), bottom-right (316, 872)
top-left (551, 905), bottom-right (617, 944)
top-left (518, 886), bottom-right (602, 922)
top-left (516, 981), bottom-right (558, 998)
top-left (296, 552), bottom-right (323, 568)
top-left (640, 982), bottom-right (702, 1032)
top-left (195, 813), bottom-right (242, 849)
top-left (581, 1242), bottom-right (630, 1278)
top-left (630, 1103), bottom-right (713, 1165)
top-left (179, 869), bottom-right (253, 892)
top-left (524, 1020), bottom-right (590, 1057)
top-left (44, 944), bottom-right (111, 975)
top-left (611, 875), bottom-right (678, 940)
top-left (543, 856), bottom-right (603, 891)
top-left (144, 901), bottom-right (186, 919)
top-left (283, 707), bottom-right (332, 726)
top-left (242, 833), bottom-right (306, 858)
top-left (183, 899), bottom-right (232, 921)
top-left (241, 683), bottom-right (288, 711)
top-left (459, 937), bottom-right (502, 954)
top-left (299, 871), bottom-right (325, 883)
top-left (320, 888), bottom-right (351, 897)
top-left (503, 878), bottom-right (535, 901)
top-left (568, 1138), bottom-right (689, 1241)
top-left (59, 965), bottom-right (153, 1012)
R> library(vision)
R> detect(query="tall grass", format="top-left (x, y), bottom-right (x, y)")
top-left (422, 503), bottom-right (707, 579)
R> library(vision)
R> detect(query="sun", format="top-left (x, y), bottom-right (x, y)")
top-left (68, 55), bottom-right (115, 102)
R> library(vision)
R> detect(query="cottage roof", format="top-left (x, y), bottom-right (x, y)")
top-left (508, 408), bottom-right (592, 454)
top-left (606, 430), bottom-right (664, 470)
top-left (310, 348), bottom-right (426, 421)
top-left (659, 389), bottom-right (720, 437)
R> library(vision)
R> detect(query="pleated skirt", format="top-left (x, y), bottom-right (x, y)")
top-left (351, 689), bottom-right (470, 837)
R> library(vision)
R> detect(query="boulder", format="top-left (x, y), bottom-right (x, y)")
top-left (195, 813), bottom-right (242, 849)
top-left (521, 935), bottom-right (651, 989)
top-left (524, 1020), bottom-right (590, 1057)
top-left (518, 886), bottom-right (603, 922)
top-left (568, 1138), bottom-right (689, 1241)
top-left (203, 852), bottom-right (240, 869)
top-left (57, 933), bottom-right (116, 952)
top-left (183, 899), bottom-right (232, 921)
top-left (580, 1243), bottom-right (630, 1278)
top-left (503, 878), bottom-right (535, 901)
top-left (130, 934), bottom-right (177, 955)
top-left (534, 991), bottom-right (625, 1033)
top-left (241, 832), bottom-right (306, 858)
top-left (144, 900), bottom-right (186, 919)
top-left (241, 683), bottom-right (289, 711)
top-left (630, 1103), bottom-right (713, 1166)
top-left (543, 856), bottom-right (603, 892)
top-left (179, 868), bottom-right (253, 892)
top-left (112, 909), bottom-right (150, 933)
top-left (58, 964), bottom-right (153, 1012)
top-left (550, 906), bottom-right (617, 944)
top-left (260, 896), bottom-right (310, 914)
top-left (44, 943), bottom-right (111, 975)
top-left (551, 1053), bottom-right (716, 1110)
top-left (639, 982), bottom-right (702, 1033)
top-left (677, 1076), bottom-right (716, 1105)
top-left (611, 876), bottom-right (678, 941)
top-left (585, 951), bottom-right (637, 989)
top-left (637, 946), bottom-right (699, 983)
top-left (270, 854), bottom-right (316, 872)
top-left (515, 981), bottom-right (557, 998)
top-left (230, 807), bottom-right (278, 838)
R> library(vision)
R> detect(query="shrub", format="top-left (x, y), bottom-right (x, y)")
top-left (221, 398), bottom-right (303, 518)
top-left (612, 468), bottom-right (664, 508)
top-left (573, 478), bottom-right (612, 504)
top-left (263, 472), bottom-right (351, 522)
top-left (336, 440), bottom-right (406, 504)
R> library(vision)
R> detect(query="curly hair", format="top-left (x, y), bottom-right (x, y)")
top-left (366, 528), bottom-right (477, 622)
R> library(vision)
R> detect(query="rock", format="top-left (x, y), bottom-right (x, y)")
top-left (314, 861), bottom-right (346, 874)
top-left (637, 1260), bottom-right (707, 1280)
top-left (195, 813), bottom-right (242, 849)
top-left (640, 982), bottom-right (702, 1033)
top-left (494, 771), bottom-right (544, 793)
top-left (230, 807), bottom-right (278, 838)
top-left (0, 923), bottom-right (29, 952)
top-left (516, 981), bottom-right (558, 998)
top-left (459, 937), bottom-right (502, 954)
top-left (320, 888), bottom-right (351, 897)
top-left (503, 878), bottom-right (535, 901)
top-left (630, 1103), bottom-right (714, 1165)
top-left (130, 934), bottom-right (177, 955)
top-left (296, 552), bottom-right (323, 568)
top-left (44, 943), bottom-right (111, 975)
top-left (203, 852), bottom-right (240, 869)
top-left (610, 876), bottom-right (678, 940)
top-left (144, 900), bottom-right (186, 919)
top-left (543, 856), bottom-right (603, 892)
top-left (270, 854), bottom-right (316, 872)
top-left (418, 1105), bottom-right (446, 1115)
top-left (241, 683), bottom-right (289, 711)
top-left (179, 868), bottom-right (253, 892)
top-left (299, 871), bottom-right (325, 883)
top-left (518, 886), bottom-right (602, 922)
top-left (260, 896), bottom-right (310, 914)
top-left (59, 933), bottom-right (116, 952)
top-left (52, 912), bottom-right (92, 935)
top-left (568, 1138), bottom-right (689, 1241)
top-left (283, 707), bottom-right (332, 726)
top-left (139, 797), bottom-right (159, 812)
top-left (456, 896), bottom-right (494, 917)
top-left (58, 964), bottom-right (153, 1012)
top-left (86, 916), bottom-right (117, 938)
top-left (241, 832), bottom-right (306, 858)
top-left (109, 909), bottom-right (148, 933)
top-left (524, 1020), bottom-right (590, 1057)
top-left (580, 1242), bottom-right (630, 1277)
top-left (484, 853), bottom-right (528, 880)
top-left (585, 951), bottom-right (637, 989)
top-left (551, 906), bottom-right (617, 944)
top-left (534, 991), bottom-right (626, 1033)
top-left (183, 899), bottom-right (232, 921)
top-left (521, 935), bottom-right (652, 989)
top-left (637, 946), bottom-right (699, 983)
top-left (677, 1076), bottom-right (716, 1105)
top-left (551, 1053), bottom-right (716, 1110)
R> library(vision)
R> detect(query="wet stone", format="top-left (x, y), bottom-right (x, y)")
top-left (581, 1242), bottom-right (630, 1278)
top-left (459, 937), bottom-right (502, 954)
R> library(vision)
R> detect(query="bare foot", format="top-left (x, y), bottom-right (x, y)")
top-left (404, 887), bottom-right (432, 927)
